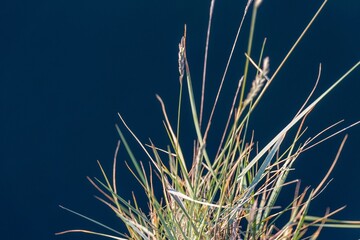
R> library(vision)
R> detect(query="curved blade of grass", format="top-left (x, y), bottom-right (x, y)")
top-left (117, 214), bottom-right (154, 239)
top-left (92, 177), bottom-right (152, 226)
top-left (292, 190), bottom-right (314, 240)
top-left (167, 188), bottom-right (200, 236)
top-left (55, 229), bottom-right (127, 240)
top-left (168, 188), bottom-right (224, 208)
top-left (305, 219), bottom-right (360, 229)
top-left (115, 124), bottom-right (147, 186)
top-left (58, 205), bottom-right (123, 236)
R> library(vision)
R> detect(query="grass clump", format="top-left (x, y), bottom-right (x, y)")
top-left (57, 0), bottom-right (360, 239)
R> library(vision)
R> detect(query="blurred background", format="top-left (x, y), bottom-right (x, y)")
top-left (0, 0), bottom-right (359, 239)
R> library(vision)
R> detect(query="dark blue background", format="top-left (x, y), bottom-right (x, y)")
top-left (0, 0), bottom-right (359, 239)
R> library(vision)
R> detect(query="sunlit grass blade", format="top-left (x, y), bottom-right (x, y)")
top-left (57, 205), bottom-right (123, 236)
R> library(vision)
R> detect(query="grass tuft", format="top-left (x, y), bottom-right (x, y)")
top-left (57, 0), bottom-right (360, 239)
